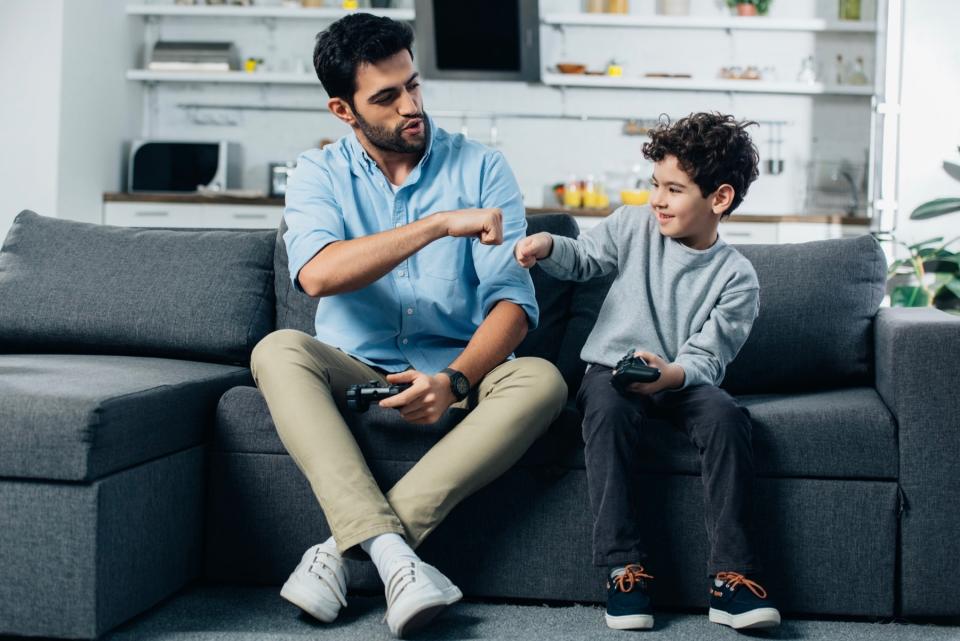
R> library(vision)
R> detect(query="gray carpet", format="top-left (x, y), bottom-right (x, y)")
top-left (101, 586), bottom-right (960, 641)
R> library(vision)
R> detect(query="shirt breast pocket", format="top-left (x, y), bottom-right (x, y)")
top-left (415, 236), bottom-right (463, 281)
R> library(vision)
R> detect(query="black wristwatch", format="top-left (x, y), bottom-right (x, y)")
top-left (440, 367), bottom-right (471, 401)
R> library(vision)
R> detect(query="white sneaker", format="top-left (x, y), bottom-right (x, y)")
top-left (384, 561), bottom-right (462, 638)
top-left (279, 541), bottom-right (348, 622)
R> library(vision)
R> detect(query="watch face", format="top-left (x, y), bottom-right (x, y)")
top-left (453, 374), bottom-right (469, 398)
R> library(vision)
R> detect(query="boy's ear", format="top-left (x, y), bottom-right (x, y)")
top-left (712, 183), bottom-right (735, 216)
top-left (328, 97), bottom-right (357, 127)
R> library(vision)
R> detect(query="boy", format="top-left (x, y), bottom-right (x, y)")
top-left (514, 113), bottom-right (780, 631)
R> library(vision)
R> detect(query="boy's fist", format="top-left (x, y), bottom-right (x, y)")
top-left (514, 232), bottom-right (554, 268)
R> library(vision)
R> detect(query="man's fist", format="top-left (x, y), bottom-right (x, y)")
top-left (442, 208), bottom-right (503, 245)
top-left (514, 232), bottom-right (554, 268)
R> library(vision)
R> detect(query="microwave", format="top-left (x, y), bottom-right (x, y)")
top-left (128, 140), bottom-right (240, 193)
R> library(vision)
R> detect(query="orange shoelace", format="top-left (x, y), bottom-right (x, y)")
top-left (715, 572), bottom-right (768, 599)
top-left (613, 564), bottom-right (654, 593)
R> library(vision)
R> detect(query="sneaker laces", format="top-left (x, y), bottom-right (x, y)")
top-left (307, 547), bottom-right (348, 607)
top-left (613, 564), bottom-right (654, 593)
top-left (385, 561), bottom-right (417, 611)
top-left (715, 572), bottom-right (768, 599)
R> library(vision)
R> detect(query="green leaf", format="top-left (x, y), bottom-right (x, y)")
top-left (908, 236), bottom-right (944, 250)
top-left (910, 198), bottom-right (960, 220)
top-left (947, 279), bottom-right (960, 300)
top-left (932, 272), bottom-right (956, 293)
top-left (944, 161), bottom-right (960, 182)
top-left (891, 285), bottom-right (931, 307)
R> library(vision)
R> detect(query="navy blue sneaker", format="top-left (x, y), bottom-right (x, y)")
top-left (605, 564), bottom-right (655, 630)
top-left (708, 572), bottom-right (781, 630)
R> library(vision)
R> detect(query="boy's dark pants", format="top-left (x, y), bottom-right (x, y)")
top-left (577, 364), bottom-right (759, 576)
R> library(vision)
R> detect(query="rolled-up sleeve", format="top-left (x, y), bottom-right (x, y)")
top-left (471, 151), bottom-right (540, 329)
top-left (282, 154), bottom-right (345, 292)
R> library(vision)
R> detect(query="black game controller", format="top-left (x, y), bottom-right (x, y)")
top-left (346, 380), bottom-right (412, 412)
top-left (611, 349), bottom-right (661, 394)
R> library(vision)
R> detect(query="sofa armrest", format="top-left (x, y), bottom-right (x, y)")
top-left (874, 306), bottom-right (960, 616)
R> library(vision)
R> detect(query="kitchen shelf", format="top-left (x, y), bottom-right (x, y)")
top-left (541, 72), bottom-right (874, 96)
top-left (127, 70), bottom-right (318, 84)
top-left (542, 13), bottom-right (876, 33)
top-left (125, 4), bottom-right (414, 20)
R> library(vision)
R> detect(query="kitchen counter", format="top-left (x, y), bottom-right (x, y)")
top-left (103, 194), bottom-right (871, 226)
top-left (525, 206), bottom-right (871, 225)
top-left (104, 192), bottom-right (285, 207)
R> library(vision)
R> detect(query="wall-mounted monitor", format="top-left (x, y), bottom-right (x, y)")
top-left (414, 0), bottom-right (540, 82)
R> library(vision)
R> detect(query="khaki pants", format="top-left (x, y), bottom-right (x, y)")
top-left (250, 329), bottom-right (567, 553)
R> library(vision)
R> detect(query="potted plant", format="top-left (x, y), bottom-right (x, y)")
top-left (725, 0), bottom-right (772, 16)
top-left (887, 147), bottom-right (960, 314)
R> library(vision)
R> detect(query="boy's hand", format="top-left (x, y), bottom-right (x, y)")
top-left (378, 370), bottom-right (456, 424)
top-left (514, 232), bottom-right (554, 268)
top-left (626, 351), bottom-right (685, 395)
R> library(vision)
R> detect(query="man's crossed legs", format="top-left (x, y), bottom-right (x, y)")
top-left (251, 329), bottom-right (566, 636)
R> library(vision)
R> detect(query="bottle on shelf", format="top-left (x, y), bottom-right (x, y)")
top-left (834, 54), bottom-right (846, 85)
top-left (585, 0), bottom-right (605, 13)
top-left (582, 175), bottom-right (599, 209)
top-left (797, 55), bottom-right (818, 84)
top-left (839, 0), bottom-right (861, 21)
top-left (607, 0), bottom-right (629, 14)
top-left (563, 175), bottom-right (582, 208)
top-left (846, 56), bottom-right (869, 85)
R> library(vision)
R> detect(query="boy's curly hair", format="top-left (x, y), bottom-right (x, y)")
top-left (642, 113), bottom-right (760, 217)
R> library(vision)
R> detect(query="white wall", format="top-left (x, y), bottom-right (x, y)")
top-left (0, 0), bottom-right (65, 236)
top-left (0, 0), bottom-right (141, 239)
top-left (56, 0), bottom-right (143, 225)
top-left (893, 0), bottom-right (960, 247)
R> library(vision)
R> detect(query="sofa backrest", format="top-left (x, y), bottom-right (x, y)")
top-left (721, 234), bottom-right (886, 393)
top-left (273, 213), bottom-right (886, 395)
top-left (0, 211), bottom-right (276, 365)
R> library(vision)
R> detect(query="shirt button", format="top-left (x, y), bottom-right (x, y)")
top-left (402, 338), bottom-right (409, 345)
top-left (406, 308), bottom-right (414, 315)
top-left (395, 223), bottom-right (402, 229)
top-left (398, 270), bottom-right (406, 277)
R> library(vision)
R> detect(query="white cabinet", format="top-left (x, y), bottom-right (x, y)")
top-left (573, 215), bottom-right (869, 244)
top-left (103, 202), bottom-right (283, 229)
top-left (719, 222), bottom-right (780, 244)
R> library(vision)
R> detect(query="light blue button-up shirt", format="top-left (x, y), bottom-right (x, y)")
top-left (283, 118), bottom-right (539, 374)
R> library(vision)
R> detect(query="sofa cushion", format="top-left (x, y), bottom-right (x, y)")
top-left (0, 211), bottom-right (275, 365)
top-left (215, 385), bottom-right (897, 480)
top-left (515, 214), bottom-right (578, 377)
top-left (0, 354), bottom-right (251, 481)
top-left (722, 235), bottom-right (886, 394)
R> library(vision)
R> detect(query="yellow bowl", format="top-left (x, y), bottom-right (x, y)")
top-left (620, 189), bottom-right (650, 206)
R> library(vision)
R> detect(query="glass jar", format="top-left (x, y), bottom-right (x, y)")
top-left (839, 0), bottom-right (861, 21)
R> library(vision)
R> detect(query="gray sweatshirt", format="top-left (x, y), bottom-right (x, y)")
top-left (539, 206), bottom-right (760, 389)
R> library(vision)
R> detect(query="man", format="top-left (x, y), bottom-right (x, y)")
top-left (250, 13), bottom-right (567, 639)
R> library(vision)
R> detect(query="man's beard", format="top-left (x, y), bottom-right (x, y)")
top-left (353, 109), bottom-right (428, 154)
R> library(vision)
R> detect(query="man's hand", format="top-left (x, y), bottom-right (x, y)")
top-left (377, 370), bottom-right (457, 424)
top-left (514, 232), bottom-right (553, 268)
top-left (625, 351), bottom-right (685, 396)
top-left (441, 208), bottom-right (503, 245)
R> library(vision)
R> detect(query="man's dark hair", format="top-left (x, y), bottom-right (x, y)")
top-left (642, 112), bottom-right (760, 217)
top-left (313, 14), bottom-right (415, 104)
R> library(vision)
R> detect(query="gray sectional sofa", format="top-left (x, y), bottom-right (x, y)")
top-left (0, 209), bottom-right (958, 639)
